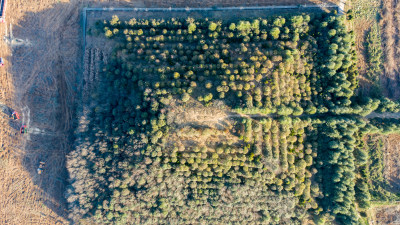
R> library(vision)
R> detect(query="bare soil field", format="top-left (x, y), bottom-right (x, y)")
top-left (0, 0), bottom-right (350, 224)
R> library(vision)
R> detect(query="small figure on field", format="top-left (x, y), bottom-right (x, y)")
top-left (0, 57), bottom-right (4, 67)
top-left (37, 161), bottom-right (45, 175)
top-left (20, 125), bottom-right (27, 134)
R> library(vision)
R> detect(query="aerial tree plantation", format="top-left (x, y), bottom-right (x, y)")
top-left (66, 12), bottom-right (400, 224)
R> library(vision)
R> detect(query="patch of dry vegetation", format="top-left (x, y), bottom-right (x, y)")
top-left (374, 205), bottom-right (400, 224)
top-left (383, 134), bottom-right (400, 192)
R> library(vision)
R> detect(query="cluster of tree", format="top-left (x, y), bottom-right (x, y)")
top-left (311, 117), bottom-right (365, 224)
top-left (312, 15), bottom-right (359, 114)
top-left (97, 13), bottom-right (359, 117)
top-left (69, 12), bottom-right (329, 222)
top-left (375, 97), bottom-right (400, 113)
top-left (353, 136), bottom-right (371, 211)
top-left (160, 117), bottom-right (318, 207)
top-left (352, 120), bottom-right (400, 221)
top-left (66, 12), bottom-right (400, 225)
top-left (320, 96), bottom-right (400, 116)
top-left (368, 118), bottom-right (400, 134)
top-left (309, 116), bottom-right (400, 224)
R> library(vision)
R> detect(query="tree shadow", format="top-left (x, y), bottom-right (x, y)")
top-left (0, 104), bottom-right (21, 131)
top-left (0, 103), bottom-right (13, 115)
top-left (381, 75), bottom-right (400, 99)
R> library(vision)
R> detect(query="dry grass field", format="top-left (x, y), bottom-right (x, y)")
top-left (380, 0), bottom-right (400, 98)
top-left (352, 0), bottom-right (400, 98)
top-left (0, 1), bottom-right (83, 223)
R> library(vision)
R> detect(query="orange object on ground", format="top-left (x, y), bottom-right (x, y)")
top-left (11, 111), bottom-right (20, 120)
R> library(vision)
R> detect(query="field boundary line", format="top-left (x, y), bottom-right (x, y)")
top-left (84, 5), bottom-right (339, 12)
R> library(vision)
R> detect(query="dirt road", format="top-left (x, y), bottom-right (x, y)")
top-left (366, 112), bottom-right (400, 119)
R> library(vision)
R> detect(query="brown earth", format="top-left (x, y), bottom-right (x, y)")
top-left (0, 0), bottom-right (349, 224)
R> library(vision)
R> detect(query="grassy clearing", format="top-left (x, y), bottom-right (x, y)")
top-left (370, 201), bottom-right (400, 207)
top-left (365, 23), bottom-right (383, 83)
top-left (364, 22), bottom-right (384, 96)
top-left (351, 0), bottom-right (380, 20)
top-left (350, 0), bottom-right (384, 96)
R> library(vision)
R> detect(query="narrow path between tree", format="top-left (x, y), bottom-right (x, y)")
top-left (365, 112), bottom-right (400, 119)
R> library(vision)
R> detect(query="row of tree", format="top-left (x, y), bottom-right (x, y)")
top-left (99, 14), bottom-right (360, 116)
